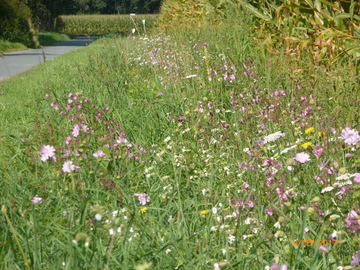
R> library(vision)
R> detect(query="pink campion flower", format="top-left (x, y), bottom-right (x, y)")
top-left (313, 147), bottom-right (324, 159)
top-left (294, 152), bottom-right (311, 163)
top-left (134, 193), bottom-right (150, 205)
top-left (265, 207), bottom-right (274, 216)
top-left (65, 136), bottom-right (71, 145)
top-left (345, 210), bottom-right (360, 233)
top-left (62, 161), bottom-right (80, 173)
top-left (31, 196), bottom-right (43, 204)
top-left (340, 127), bottom-right (360, 145)
top-left (270, 264), bottom-right (287, 270)
top-left (40, 145), bottom-right (56, 162)
top-left (354, 173), bottom-right (360, 183)
top-left (72, 125), bottom-right (80, 137)
top-left (93, 150), bottom-right (106, 158)
top-left (81, 124), bottom-right (89, 133)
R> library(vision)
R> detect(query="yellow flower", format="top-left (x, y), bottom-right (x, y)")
top-left (139, 207), bottom-right (148, 214)
top-left (200, 210), bottom-right (209, 215)
top-left (301, 142), bottom-right (312, 149)
top-left (305, 127), bottom-right (315, 134)
top-left (318, 132), bottom-right (324, 138)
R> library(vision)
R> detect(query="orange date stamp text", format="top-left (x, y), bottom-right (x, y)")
top-left (294, 240), bottom-right (338, 247)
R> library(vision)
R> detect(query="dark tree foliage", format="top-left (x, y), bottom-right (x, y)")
top-left (0, 0), bottom-right (35, 47)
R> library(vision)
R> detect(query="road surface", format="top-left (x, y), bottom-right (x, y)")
top-left (0, 37), bottom-right (96, 81)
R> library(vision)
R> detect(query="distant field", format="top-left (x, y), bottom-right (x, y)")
top-left (56, 14), bottom-right (159, 36)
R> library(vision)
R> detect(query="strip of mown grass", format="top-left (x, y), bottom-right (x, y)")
top-left (0, 15), bottom-right (359, 270)
top-left (0, 39), bottom-right (27, 53)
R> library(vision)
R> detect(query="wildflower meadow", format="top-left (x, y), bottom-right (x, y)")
top-left (1, 4), bottom-right (360, 270)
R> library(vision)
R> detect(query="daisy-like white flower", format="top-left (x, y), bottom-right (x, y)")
top-left (294, 152), bottom-right (311, 163)
top-left (40, 145), bottom-right (56, 162)
top-left (263, 131), bottom-right (285, 144)
top-left (340, 127), bottom-right (360, 145)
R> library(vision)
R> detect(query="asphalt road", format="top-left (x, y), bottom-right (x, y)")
top-left (0, 37), bottom-right (96, 81)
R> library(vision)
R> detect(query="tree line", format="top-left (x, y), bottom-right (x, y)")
top-left (0, 0), bottom-right (162, 47)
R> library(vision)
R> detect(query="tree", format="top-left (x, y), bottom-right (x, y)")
top-left (0, 0), bottom-right (35, 46)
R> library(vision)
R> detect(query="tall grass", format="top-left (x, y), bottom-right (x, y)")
top-left (0, 8), bottom-right (360, 270)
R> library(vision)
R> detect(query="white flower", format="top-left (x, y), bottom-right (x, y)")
top-left (212, 207), bottom-right (217, 214)
top-left (109, 228), bottom-right (115, 235)
top-left (263, 131), bottom-right (285, 144)
top-left (214, 263), bottom-right (220, 270)
top-left (164, 136), bottom-right (171, 143)
top-left (321, 187), bottom-right (334, 193)
top-left (280, 145), bottom-right (297, 154)
top-left (274, 222), bottom-right (281, 228)
top-left (228, 235), bottom-right (235, 243)
top-left (335, 173), bottom-right (355, 180)
top-left (221, 249), bottom-right (226, 255)
top-left (186, 74), bottom-right (197, 78)
top-left (95, 213), bottom-right (103, 221)
top-left (165, 248), bottom-right (171, 254)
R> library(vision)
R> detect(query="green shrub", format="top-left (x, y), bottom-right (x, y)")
top-left (0, 0), bottom-right (35, 47)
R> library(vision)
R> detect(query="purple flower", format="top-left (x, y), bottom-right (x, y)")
top-left (294, 152), bottom-right (311, 163)
top-left (345, 210), bottom-right (360, 233)
top-left (93, 150), bottom-right (106, 158)
top-left (340, 127), bottom-right (360, 145)
top-left (40, 145), bottom-right (56, 162)
top-left (134, 193), bottom-right (150, 205)
top-left (354, 173), bottom-right (360, 183)
top-left (351, 251), bottom-right (360, 267)
top-left (72, 124), bottom-right (80, 137)
top-left (62, 161), bottom-right (80, 173)
top-left (157, 93), bottom-right (164, 96)
top-left (31, 196), bottom-right (43, 204)
top-left (271, 264), bottom-right (287, 270)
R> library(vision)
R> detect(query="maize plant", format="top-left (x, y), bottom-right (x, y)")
top-left (239, 0), bottom-right (360, 63)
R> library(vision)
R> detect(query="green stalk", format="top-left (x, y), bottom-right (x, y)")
top-left (1, 205), bottom-right (30, 270)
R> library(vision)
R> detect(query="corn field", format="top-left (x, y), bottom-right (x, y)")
top-left (159, 0), bottom-right (360, 64)
top-left (56, 14), bottom-right (159, 36)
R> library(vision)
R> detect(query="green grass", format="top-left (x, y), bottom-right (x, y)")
top-left (0, 13), bottom-right (359, 270)
top-left (37, 32), bottom-right (75, 46)
top-left (0, 39), bottom-right (27, 53)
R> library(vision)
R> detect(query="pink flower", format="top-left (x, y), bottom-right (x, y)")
top-left (304, 227), bottom-right (310, 234)
top-left (93, 150), bottom-right (106, 158)
top-left (340, 127), bottom-right (360, 145)
top-left (65, 136), bottom-right (71, 144)
top-left (62, 161), bottom-right (80, 173)
top-left (294, 152), bottom-right (311, 163)
top-left (72, 125), bottom-right (80, 137)
top-left (354, 173), bottom-right (360, 183)
top-left (40, 145), bottom-right (56, 162)
top-left (31, 196), bottom-right (43, 204)
top-left (313, 147), bottom-right (324, 159)
top-left (345, 210), bottom-right (360, 233)
top-left (319, 246), bottom-right (328, 252)
top-left (134, 193), bottom-right (150, 205)
top-left (271, 264), bottom-right (287, 270)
